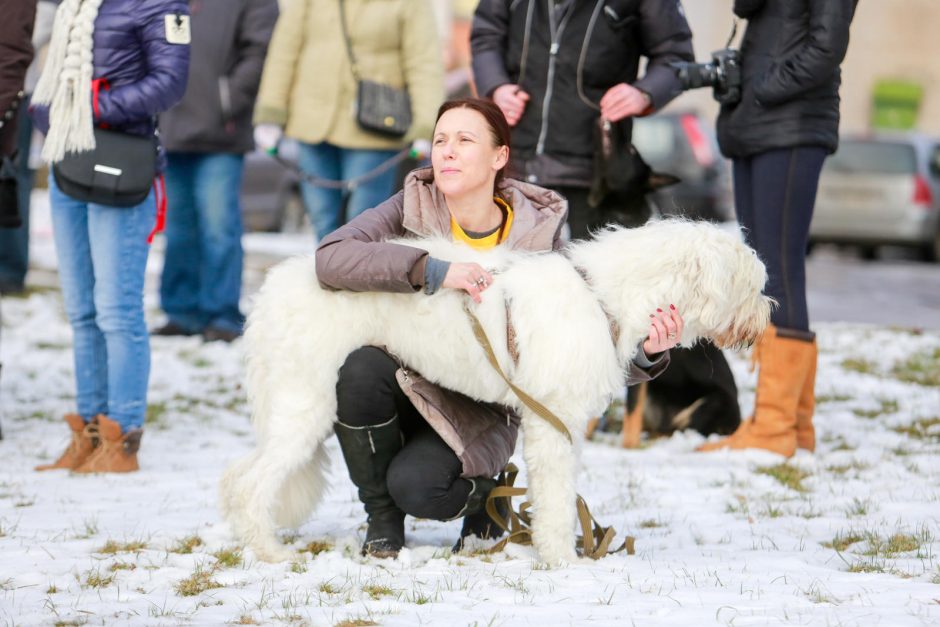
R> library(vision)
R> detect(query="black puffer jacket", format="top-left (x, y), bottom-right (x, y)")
top-left (717, 0), bottom-right (857, 159)
top-left (472, 0), bottom-right (692, 185)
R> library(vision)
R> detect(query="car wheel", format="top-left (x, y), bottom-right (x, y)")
top-left (858, 245), bottom-right (878, 261)
top-left (923, 230), bottom-right (940, 263)
top-left (279, 188), bottom-right (309, 234)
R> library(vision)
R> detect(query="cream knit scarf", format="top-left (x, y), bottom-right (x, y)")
top-left (32, 0), bottom-right (104, 163)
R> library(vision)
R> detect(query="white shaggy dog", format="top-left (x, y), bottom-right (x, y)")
top-left (220, 219), bottom-right (772, 564)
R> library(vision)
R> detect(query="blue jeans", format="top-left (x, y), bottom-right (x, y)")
top-left (160, 152), bottom-right (245, 334)
top-left (49, 174), bottom-right (156, 431)
top-left (0, 104), bottom-right (34, 290)
top-left (297, 142), bottom-right (399, 240)
top-left (733, 146), bottom-right (828, 332)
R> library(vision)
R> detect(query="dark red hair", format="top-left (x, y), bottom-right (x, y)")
top-left (435, 98), bottom-right (512, 191)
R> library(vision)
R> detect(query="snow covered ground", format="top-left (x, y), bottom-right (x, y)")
top-left (1, 195), bottom-right (939, 626)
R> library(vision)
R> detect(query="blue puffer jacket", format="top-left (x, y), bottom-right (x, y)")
top-left (31, 0), bottom-right (190, 165)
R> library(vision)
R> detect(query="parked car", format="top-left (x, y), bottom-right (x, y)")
top-left (632, 111), bottom-right (734, 223)
top-left (810, 133), bottom-right (940, 262)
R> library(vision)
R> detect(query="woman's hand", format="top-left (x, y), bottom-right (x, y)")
top-left (643, 305), bottom-right (684, 356)
top-left (443, 262), bottom-right (493, 304)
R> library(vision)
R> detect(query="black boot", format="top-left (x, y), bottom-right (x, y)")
top-left (452, 476), bottom-right (508, 552)
top-left (335, 417), bottom-right (406, 558)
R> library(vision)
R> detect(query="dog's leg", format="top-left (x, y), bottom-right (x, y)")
top-left (621, 382), bottom-right (647, 449)
top-left (521, 409), bottom-right (579, 565)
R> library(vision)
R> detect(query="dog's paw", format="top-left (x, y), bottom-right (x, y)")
top-left (536, 545), bottom-right (578, 567)
top-left (251, 541), bottom-right (294, 563)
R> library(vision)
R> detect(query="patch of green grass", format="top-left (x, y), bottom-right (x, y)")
top-left (831, 440), bottom-right (855, 452)
top-left (816, 393), bottom-right (852, 404)
top-left (35, 341), bottom-right (70, 350)
top-left (844, 497), bottom-right (872, 517)
top-left (97, 539), bottom-right (148, 554)
top-left (891, 348), bottom-right (940, 387)
top-left (109, 562), bottom-right (137, 572)
top-left (637, 518), bottom-right (665, 529)
top-left (821, 531), bottom-right (864, 552)
top-left (234, 616), bottom-right (259, 625)
top-left (212, 547), bottom-right (242, 568)
top-left (46, 584), bottom-right (58, 594)
top-left (334, 620), bottom-right (378, 627)
top-left (170, 534), bottom-right (204, 554)
top-left (362, 584), bottom-right (395, 600)
top-left (53, 620), bottom-right (87, 627)
top-left (842, 357), bottom-right (877, 375)
top-left (863, 531), bottom-right (928, 558)
top-left (299, 540), bottom-right (332, 555)
top-left (82, 568), bottom-right (114, 589)
top-left (145, 402), bottom-right (169, 428)
top-left (289, 561), bottom-right (307, 574)
top-left (847, 561), bottom-right (885, 574)
top-left (826, 460), bottom-right (871, 475)
top-left (762, 503), bottom-right (785, 518)
top-left (755, 463), bottom-right (811, 492)
top-left (853, 398), bottom-right (899, 419)
top-left (174, 565), bottom-right (222, 597)
top-left (892, 417), bottom-right (940, 442)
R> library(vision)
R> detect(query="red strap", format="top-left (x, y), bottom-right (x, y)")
top-left (91, 78), bottom-right (110, 123)
top-left (147, 175), bottom-right (166, 244)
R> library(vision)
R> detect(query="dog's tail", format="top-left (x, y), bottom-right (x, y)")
top-left (271, 445), bottom-right (330, 528)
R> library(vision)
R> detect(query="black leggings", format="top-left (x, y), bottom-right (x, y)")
top-left (733, 147), bottom-right (827, 332)
top-left (335, 347), bottom-right (472, 520)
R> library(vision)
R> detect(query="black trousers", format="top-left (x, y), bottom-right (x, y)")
top-left (733, 146), bottom-right (827, 332)
top-left (336, 347), bottom-right (472, 520)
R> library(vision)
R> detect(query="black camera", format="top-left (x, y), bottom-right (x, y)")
top-left (673, 48), bottom-right (742, 105)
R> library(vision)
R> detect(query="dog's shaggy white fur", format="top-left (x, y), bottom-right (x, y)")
top-left (220, 219), bottom-right (772, 564)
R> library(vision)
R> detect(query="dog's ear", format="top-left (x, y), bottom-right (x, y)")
top-left (647, 171), bottom-right (680, 191)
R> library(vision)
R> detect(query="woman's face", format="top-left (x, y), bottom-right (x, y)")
top-left (431, 108), bottom-right (509, 201)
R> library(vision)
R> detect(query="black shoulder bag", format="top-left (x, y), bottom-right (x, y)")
top-left (337, 0), bottom-right (412, 138)
top-left (52, 127), bottom-right (157, 207)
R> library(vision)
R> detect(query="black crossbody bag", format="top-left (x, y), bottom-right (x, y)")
top-left (52, 127), bottom-right (156, 207)
top-left (337, 0), bottom-right (412, 138)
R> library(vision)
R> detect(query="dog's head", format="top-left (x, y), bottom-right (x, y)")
top-left (669, 221), bottom-right (773, 350)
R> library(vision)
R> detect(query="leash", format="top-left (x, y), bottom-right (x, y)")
top-left (464, 306), bottom-right (635, 559)
top-left (266, 146), bottom-right (414, 192)
top-left (483, 464), bottom-right (636, 560)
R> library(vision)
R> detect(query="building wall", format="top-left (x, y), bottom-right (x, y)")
top-left (669, 0), bottom-right (940, 136)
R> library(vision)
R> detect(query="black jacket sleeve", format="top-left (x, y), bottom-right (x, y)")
top-left (470, 0), bottom-right (513, 98)
top-left (752, 0), bottom-right (855, 107)
top-left (733, 0), bottom-right (766, 18)
top-left (226, 0), bottom-right (279, 120)
top-left (632, 0), bottom-right (695, 111)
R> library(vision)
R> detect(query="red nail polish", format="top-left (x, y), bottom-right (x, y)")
top-left (656, 308), bottom-right (662, 313)
top-left (670, 304), bottom-right (676, 310)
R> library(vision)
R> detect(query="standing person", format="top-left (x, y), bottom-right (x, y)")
top-left (155, 0), bottom-right (278, 342)
top-left (699, 0), bottom-right (857, 457)
top-left (470, 0), bottom-right (694, 238)
top-left (316, 98), bottom-right (679, 557)
top-left (251, 0), bottom-right (445, 242)
top-left (0, 0), bottom-right (37, 440)
top-left (0, 0), bottom-right (56, 296)
top-left (30, 0), bottom-right (190, 473)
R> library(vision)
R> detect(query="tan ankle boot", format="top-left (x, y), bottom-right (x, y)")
top-left (35, 414), bottom-right (99, 471)
top-left (698, 325), bottom-right (816, 457)
top-left (795, 340), bottom-right (817, 452)
top-left (73, 415), bottom-right (142, 473)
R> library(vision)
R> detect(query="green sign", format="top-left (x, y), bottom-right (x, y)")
top-left (872, 79), bottom-right (923, 130)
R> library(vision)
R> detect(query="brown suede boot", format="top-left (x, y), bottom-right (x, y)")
top-left (697, 325), bottom-right (816, 457)
top-left (795, 340), bottom-right (818, 452)
top-left (73, 415), bottom-right (142, 473)
top-left (35, 414), bottom-right (99, 471)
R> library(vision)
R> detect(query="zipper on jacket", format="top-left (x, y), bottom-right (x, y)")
top-left (535, 1), bottom-right (574, 155)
